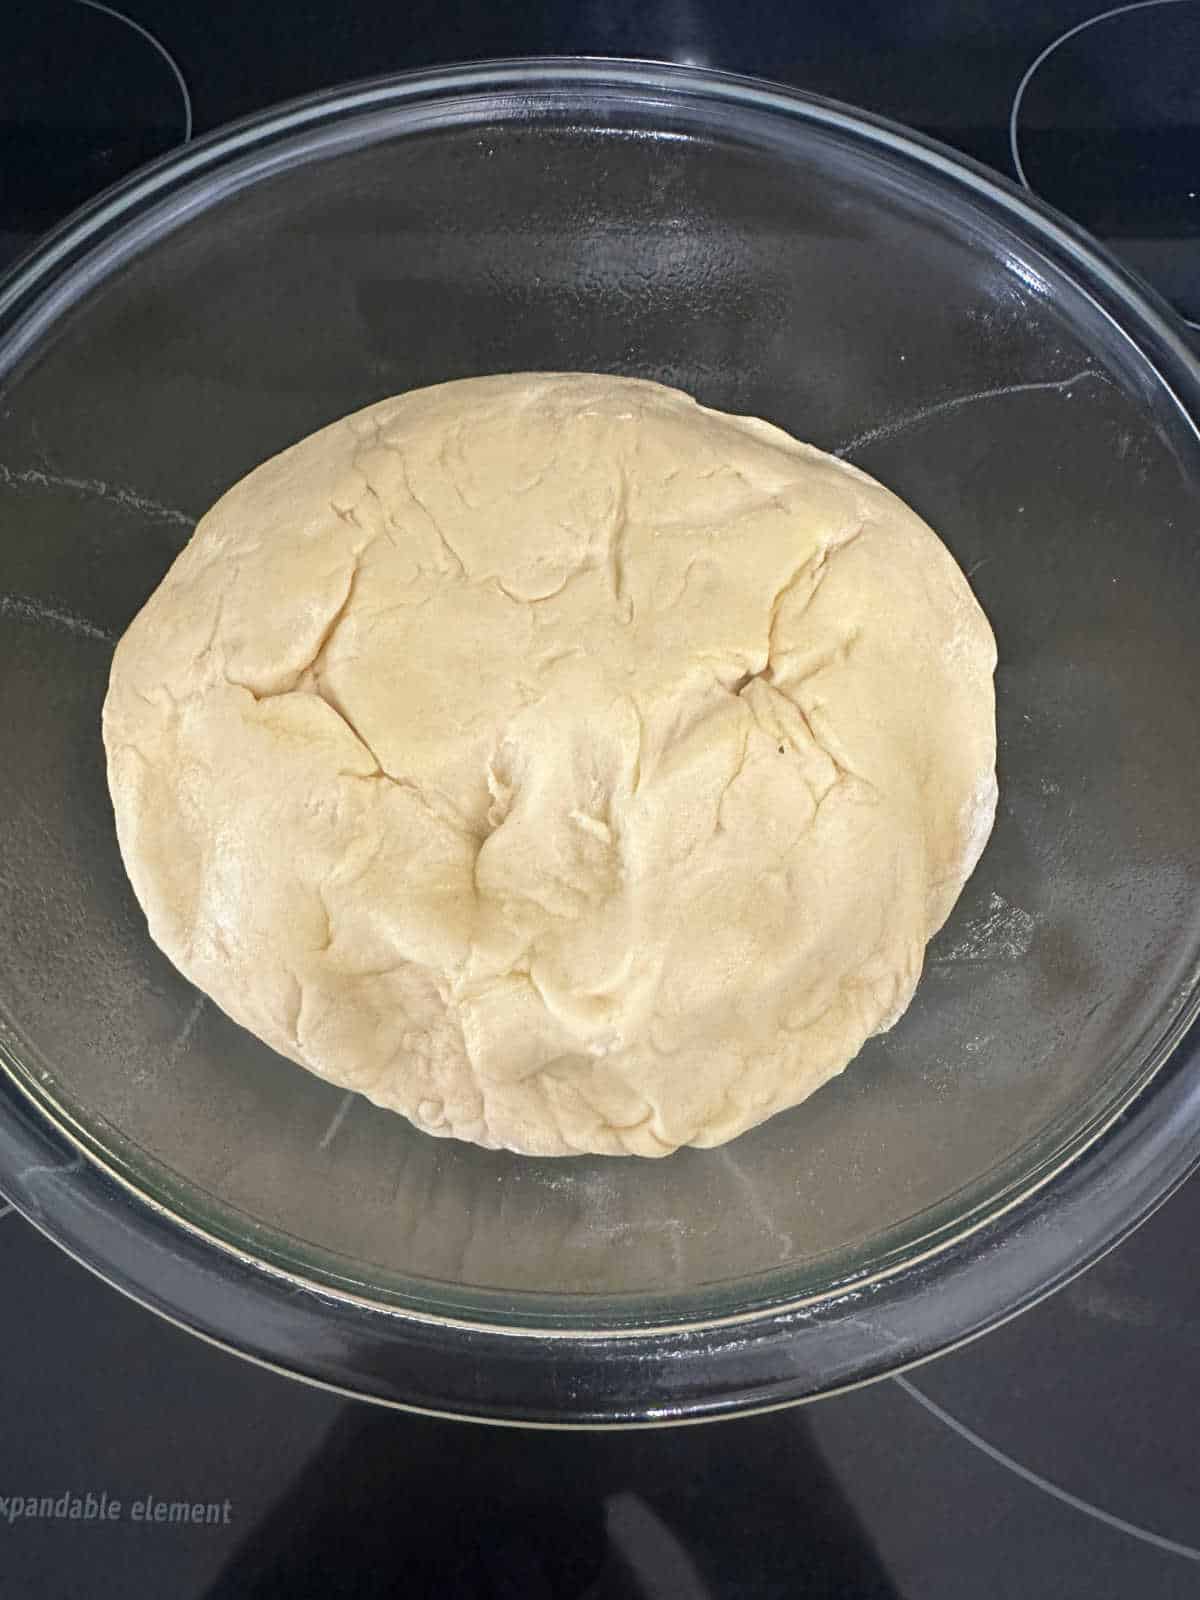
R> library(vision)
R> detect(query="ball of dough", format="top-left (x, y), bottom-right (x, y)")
top-left (103, 374), bottom-right (997, 1158)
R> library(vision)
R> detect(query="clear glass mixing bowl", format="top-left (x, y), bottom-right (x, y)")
top-left (1, 60), bottom-right (1199, 1424)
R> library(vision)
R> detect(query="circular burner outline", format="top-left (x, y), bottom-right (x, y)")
top-left (896, 1375), bottom-right (1200, 1565)
top-left (72, 0), bottom-right (193, 143)
top-left (1008, 0), bottom-right (1196, 190)
top-left (1008, 0), bottom-right (1200, 331)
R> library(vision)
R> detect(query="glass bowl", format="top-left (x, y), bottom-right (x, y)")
top-left (1, 59), bottom-right (1199, 1425)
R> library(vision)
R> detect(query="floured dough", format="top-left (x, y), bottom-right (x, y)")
top-left (103, 374), bottom-right (997, 1157)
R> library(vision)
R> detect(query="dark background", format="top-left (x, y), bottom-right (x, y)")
top-left (0, 1), bottom-right (1198, 1596)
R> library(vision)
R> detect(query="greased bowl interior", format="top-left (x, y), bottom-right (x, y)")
top-left (1, 61), bottom-right (1198, 1422)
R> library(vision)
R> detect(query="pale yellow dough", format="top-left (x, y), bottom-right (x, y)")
top-left (103, 374), bottom-right (997, 1157)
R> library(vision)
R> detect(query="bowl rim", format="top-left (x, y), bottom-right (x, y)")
top-left (2, 54), bottom-right (1199, 1424)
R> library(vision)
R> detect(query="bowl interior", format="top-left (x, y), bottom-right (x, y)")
top-left (1, 79), bottom-right (1199, 1329)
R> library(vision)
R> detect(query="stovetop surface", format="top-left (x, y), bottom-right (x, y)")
top-left (1, 2), bottom-right (1197, 1596)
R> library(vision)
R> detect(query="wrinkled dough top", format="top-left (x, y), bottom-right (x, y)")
top-left (103, 374), bottom-right (997, 1157)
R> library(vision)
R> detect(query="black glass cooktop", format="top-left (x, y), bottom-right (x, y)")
top-left (1, 3), bottom-right (1197, 1596)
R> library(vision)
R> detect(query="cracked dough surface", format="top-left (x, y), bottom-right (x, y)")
top-left (103, 373), bottom-right (997, 1157)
